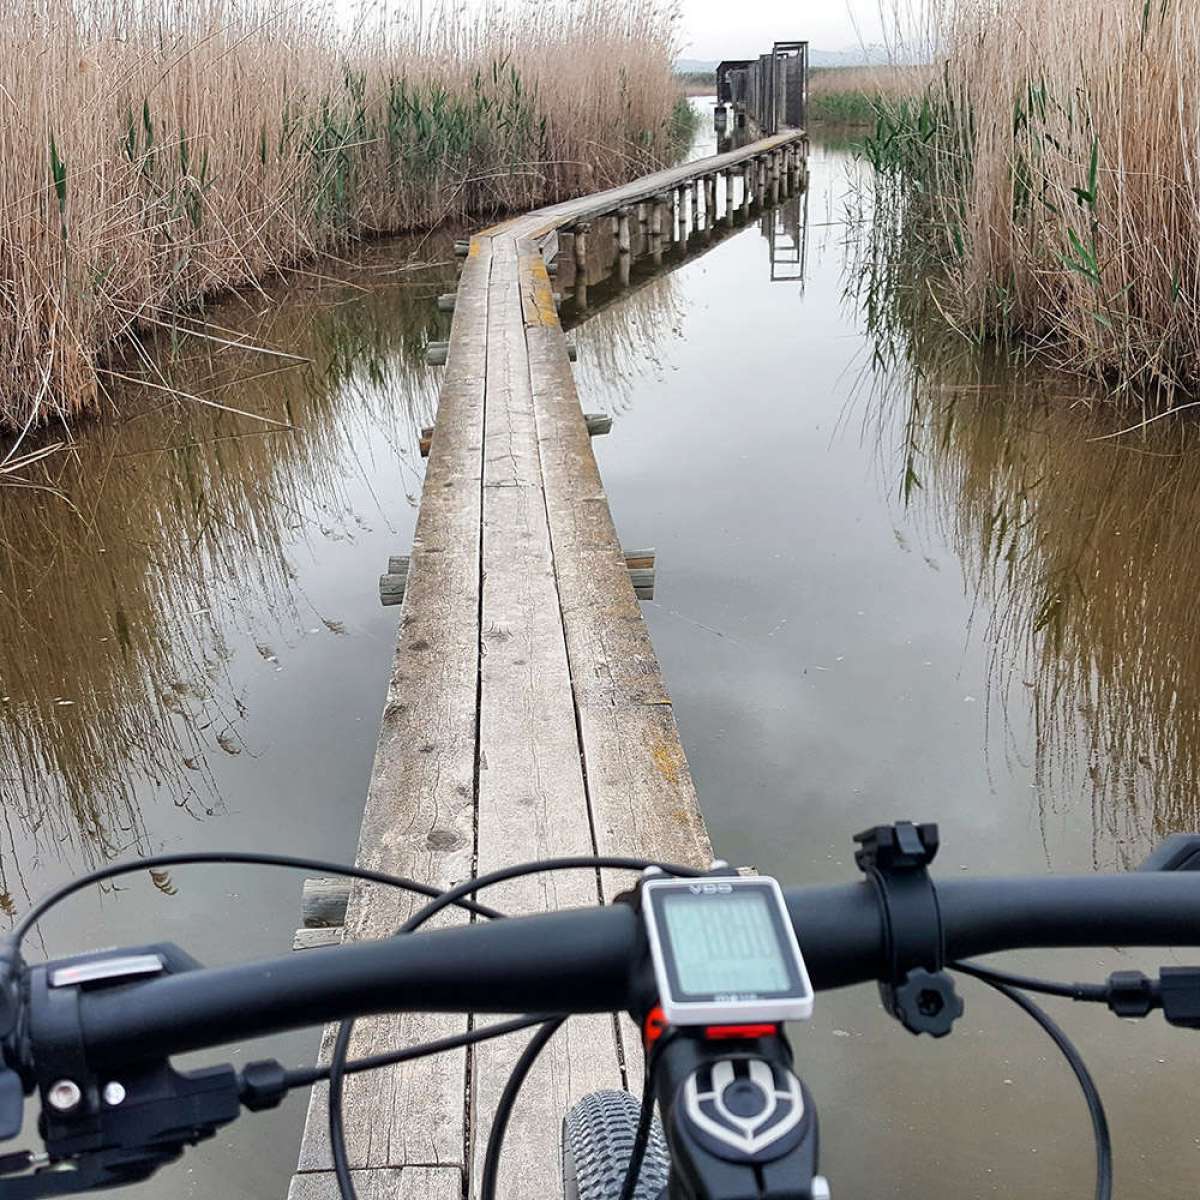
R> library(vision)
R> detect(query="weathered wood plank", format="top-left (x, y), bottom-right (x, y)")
top-left (470, 234), bottom-right (621, 1198)
top-left (292, 238), bottom-right (492, 1182)
top-left (292, 926), bottom-right (343, 952)
top-left (289, 1167), bottom-right (460, 1200)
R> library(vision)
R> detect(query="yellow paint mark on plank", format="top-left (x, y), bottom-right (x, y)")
top-left (651, 737), bottom-right (684, 786)
top-left (520, 254), bottom-right (561, 330)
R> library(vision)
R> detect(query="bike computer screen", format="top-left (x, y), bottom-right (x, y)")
top-left (642, 876), bottom-right (814, 1025)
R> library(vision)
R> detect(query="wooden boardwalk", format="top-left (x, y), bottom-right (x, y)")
top-left (289, 128), bottom-right (806, 1200)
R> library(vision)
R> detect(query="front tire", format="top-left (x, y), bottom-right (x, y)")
top-left (561, 1089), bottom-right (670, 1200)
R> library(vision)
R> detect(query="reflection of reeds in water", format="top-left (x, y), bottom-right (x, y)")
top-left (0, 237), bottom-right (451, 902)
top-left (871, 343), bottom-right (1200, 867)
top-left (572, 276), bottom-right (687, 412)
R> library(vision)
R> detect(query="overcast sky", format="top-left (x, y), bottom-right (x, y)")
top-left (677, 1), bottom-right (891, 61)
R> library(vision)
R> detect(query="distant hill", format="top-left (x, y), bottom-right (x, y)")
top-left (675, 46), bottom-right (919, 74)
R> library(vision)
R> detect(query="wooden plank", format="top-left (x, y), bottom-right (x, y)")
top-left (292, 927), bottom-right (343, 952)
top-left (289, 1167), bottom-right (460, 1200)
top-left (470, 234), bottom-right (621, 1198)
top-left (291, 238), bottom-right (492, 1182)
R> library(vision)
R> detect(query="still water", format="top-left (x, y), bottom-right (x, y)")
top-left (3, 101), bottom-right (1200, 1196)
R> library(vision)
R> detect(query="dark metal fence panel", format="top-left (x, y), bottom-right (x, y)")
top-left (719, 41), bottom-right (808, 136)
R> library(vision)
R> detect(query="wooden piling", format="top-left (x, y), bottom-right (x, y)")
top-left (617, 206), bottom-right (632, 255)
top-left (572, 221), bottom-right (591, 276)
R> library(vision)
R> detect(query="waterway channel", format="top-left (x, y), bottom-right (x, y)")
top-left (2, 100), bottom-right (1199, 1197)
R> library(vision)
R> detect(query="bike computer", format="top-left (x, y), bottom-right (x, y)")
top-left (642, 875), bottom-right (814, 1025)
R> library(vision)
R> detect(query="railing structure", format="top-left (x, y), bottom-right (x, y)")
top-left (717, 40), bottom-right (809, 136)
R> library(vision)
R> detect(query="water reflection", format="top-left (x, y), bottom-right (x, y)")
top-left (0, 239), bottom-right (453, 906)
top-left (562, 174), bottom-right (810, 411)
top-left (874, 351), bottom-right (1200, 866)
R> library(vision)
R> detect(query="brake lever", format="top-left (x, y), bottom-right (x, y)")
top-left (0, 1147), bottom-right (177, 1198)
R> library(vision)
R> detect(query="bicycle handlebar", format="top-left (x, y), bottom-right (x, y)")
top-left (64, 872), bottom-right (1200, 1068)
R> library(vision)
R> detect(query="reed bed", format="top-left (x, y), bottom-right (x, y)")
top-left (866, 0), bottom-right (1200, 402)
top-left (0, 0), bottom-right (684, 433)
top-left (808, 65), bottom-right (925, 126)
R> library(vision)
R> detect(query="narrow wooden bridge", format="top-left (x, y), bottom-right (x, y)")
top-left (288, 124), bottom-right (808, 1200)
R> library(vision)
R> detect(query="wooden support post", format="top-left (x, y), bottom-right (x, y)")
top-left (572, 221), bottom-right (591, 310)
top-left (725, 170), bottom-right (736, 224)
top-left (302, 878), bottom-right (353, 928)
top-left (293, 927), bottom-right (343, 952)
top-left (572, 221), bottom-right (591, 277)
top-left (649, 195), bottom-right (664, 239)
top-left (689, 179), bottom-right (700, 231)
top-left (704, 175), bottom-right (717, 228)
top-left (617, 205), bottom-right (632, 256)
top-left (742, 165), bottom-right (754, 214)
top-left (380, 555), bottom-right (409, 606)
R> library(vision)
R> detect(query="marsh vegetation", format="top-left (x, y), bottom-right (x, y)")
top-left (864, 0), bottom-right (1200, 403)
top-left (0, 0), bottom-right (685, 435)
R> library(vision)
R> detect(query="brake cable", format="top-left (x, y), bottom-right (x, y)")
top-left (8, 850), bottom-right (502, 948)
top-left (952, 967), bottom-right (1113, 1200)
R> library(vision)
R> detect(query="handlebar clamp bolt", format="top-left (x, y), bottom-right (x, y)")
top-left (103, 1081), bottom-right (127, 1107)
top-left (47, 1078), bottom-right (82, 1114)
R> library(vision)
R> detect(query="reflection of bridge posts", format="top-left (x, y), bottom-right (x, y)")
top-left (760, 186), bottom-right (809, 286)
top-left (652, 192), bottom-right (670, 266)
top-left (725, 170), bottom-right (736, 225)
top-left (617, 205), bottom-right (633, 286)
top-left (742, 164), bottom-right (754, 215)
top-left (703, 175), bottom-right (716, 234)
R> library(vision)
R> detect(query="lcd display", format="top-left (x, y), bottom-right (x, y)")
top-left (660, 889), bottom-right (791, 996)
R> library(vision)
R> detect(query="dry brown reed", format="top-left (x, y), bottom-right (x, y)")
top-left (872, 0), bottom-right (1200, 401)
top-left (0, 0), bottom-right (683, 434)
